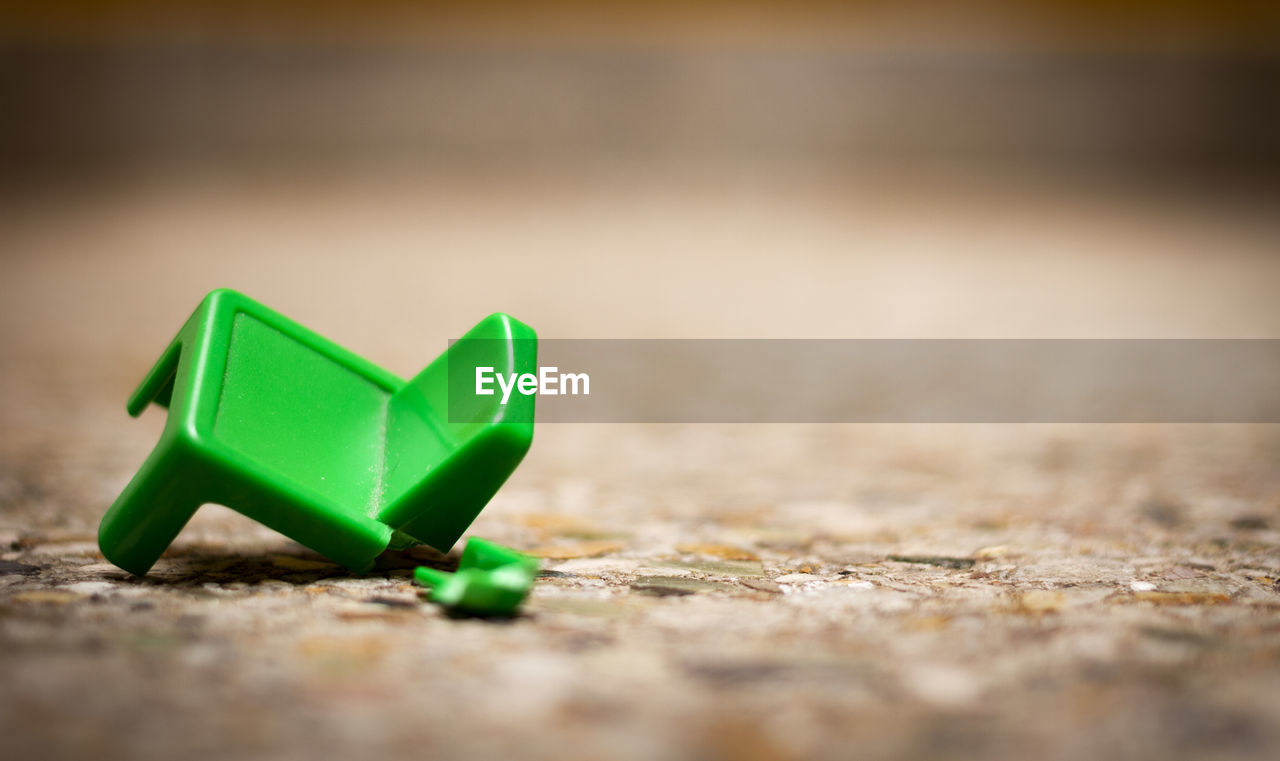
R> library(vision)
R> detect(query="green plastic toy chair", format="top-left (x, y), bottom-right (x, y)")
top-left (98, 289), bottom-right (536, 577)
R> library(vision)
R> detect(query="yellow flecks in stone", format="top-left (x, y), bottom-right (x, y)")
top-left (1015, 590), bottom-right (1064, 613)
top-left (296, 635), bottom-right (389, 670)
top-left (904, 615), bottom-right (953, 631)
top-left (17, 532), bottom-right (97, 548)
top-left (11, 590), bottom-right (80, 604)
top-left (698, 717), bottom-right (795, 761)
top-left (269, 555), bottom-right (336, 571)
top-left (974, 545), bottom-right (1013, 560)
top-left (526, 541), bottom-right (623, 560)
top-left (675, 543), bottom-right (760, 561)
top-left (517, 514), bottom-right (622, 541)
top-left (1130, 591), bottom-right (1231, 606)
top-left (518, 514), bottom-right (595, 534)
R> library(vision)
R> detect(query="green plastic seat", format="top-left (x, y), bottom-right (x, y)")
top-left (98, 289), bottom-right (536, 577)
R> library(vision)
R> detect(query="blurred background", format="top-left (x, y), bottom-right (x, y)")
top-left (3, 1), bottom-right (1280, 184)
top-left (2, 0), bottom-right (1279, 360)
top-left (2, 3), bottom-right (1280, 761)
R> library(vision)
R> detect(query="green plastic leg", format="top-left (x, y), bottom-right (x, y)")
top-left (98, 436), bottom-right (207, 577)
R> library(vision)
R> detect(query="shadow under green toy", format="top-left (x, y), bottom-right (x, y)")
top-left (98, 289), bottom-right (536, 577)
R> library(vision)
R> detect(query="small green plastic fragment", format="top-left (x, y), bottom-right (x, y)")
top-left (414, 538), bottom-right (539, 616)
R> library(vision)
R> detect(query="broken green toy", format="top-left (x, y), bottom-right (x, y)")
top-left (414, 537), bottom-right (539, 616)
top-left (98, 288), bottom-right (537, 577)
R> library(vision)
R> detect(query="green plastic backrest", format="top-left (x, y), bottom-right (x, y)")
top-left (378, 317), bottom-right (537, 549)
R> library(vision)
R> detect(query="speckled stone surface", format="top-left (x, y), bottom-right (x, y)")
top-left (2, 175), bottom-right (1279, 760)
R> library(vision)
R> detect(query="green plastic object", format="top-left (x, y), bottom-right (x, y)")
top-left (98, 288), bottom-right (537, 577)
top-left (414, 538), bottom-right (539, 616)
